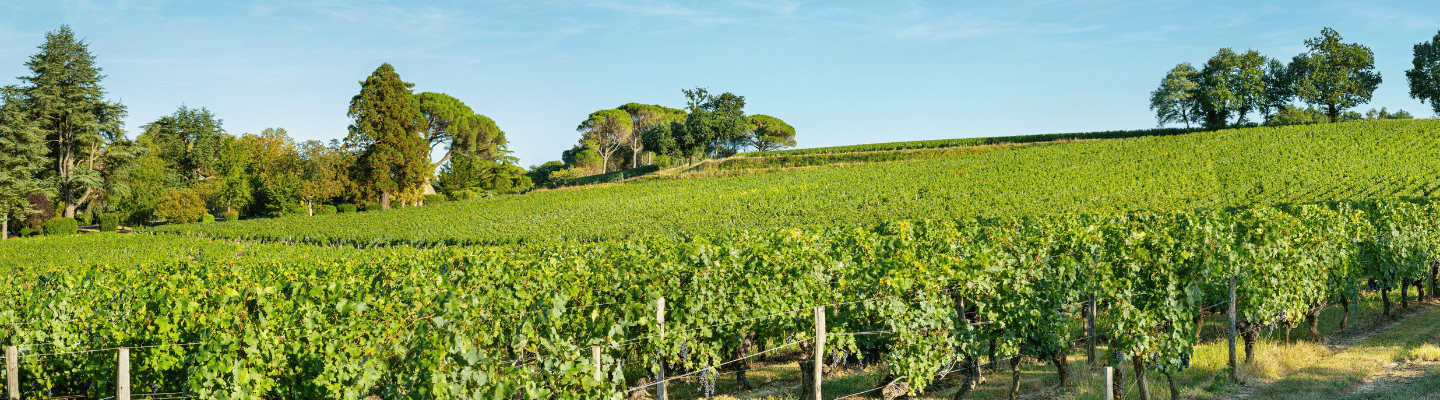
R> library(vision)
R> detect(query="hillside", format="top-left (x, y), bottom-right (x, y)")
top-left (146, 120), bottom-right (1440, 248)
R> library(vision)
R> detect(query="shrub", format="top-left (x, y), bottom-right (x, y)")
top-left (42, 217), bottom-right (78, 236)
top-left (75, 212), bottom-right (90, 225)
top-left (154, 189), bottom-right (207, 224)
top-left (201, 213), bottom-right (215, 223)
top-left (99, 213), bottom-right (119, 232)
top-left (424, 194), bottom-right (448, 204)
top-left (19, 228), bottom-right (34, 237)
top-left (336, 204), bottom-right (357, 213)
top-left (316, 205), bottom-right (337, 215)
top-left (364, 203), bottom-right (382, 212)
top-left (225, 211), bottom-right (240, 222)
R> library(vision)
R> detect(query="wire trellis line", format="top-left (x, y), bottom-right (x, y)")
top-left (626, 337), bottom-right (812, 392)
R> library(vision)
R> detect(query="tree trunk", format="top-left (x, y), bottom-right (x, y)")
top-left (1306, 304), bottom-right (1323, 341)
top-left (1193, 312), bottom-right (1205, 342)
top-left (1402, 279), bottom-right (1410, 310)
top-left (307, 201), bottom-right (314, 217)
top-left (1339, 295), bottom-right (1350, 331)
top-left (1007, 356), bottom-right (1021, 400)
top-left (1430, 262), bottom-right (1438, 301)
top-left (951, 356), bottom-right (979, 400)
top-left (1239, 321), bottom-right (1258, 363)
top-left (1132, 355), bottom-right (1152, 400)
top-left (2, 219), bottom-right (7, 240)
top-left (1328, 104), bottom-right (1339, 123)
top-left (988, 337), bottom-right (999, 372)
top-left (734, 332), bottom-right (757, 390)
top-left (381, 190), bottom-right (391, 211)
top-left (1165, 372), bottom-right (1179, 400)
top-left (1051, 352), bottom-right (1070, 387)
top-left (1382, 286), bottom-right (1391, 318)
top-left (1283, 319), bottom-right (1294, 344)
top-left (1111, 351), bottom-right (1126, 400)
top-left (798, 341), bottom-right (817, 400)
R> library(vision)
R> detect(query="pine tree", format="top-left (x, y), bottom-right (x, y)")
top-left (346, 63), bottom-right (427, 210)
top-left (19, 25), bottom-right (128, 218)
top-left (0, 86), bottom-right (53, 239)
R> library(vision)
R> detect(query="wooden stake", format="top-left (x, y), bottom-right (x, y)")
top-left (1087, 293), bottom-right (1097, 369)
top-left (117, 348), bottom-right (130, 400)
top-left (6, 346), bottom-right (17, 400)
top-left (1228, 276), bottom-right (1238, 383)
top-left (657, 297), bottom-right (667, 400)
top-left (813, 306), bottom-right (825, 400)
top-left (593, 345), bottom-right (602, 383)
top-left (1105, 367), bottom-right (1114, 400)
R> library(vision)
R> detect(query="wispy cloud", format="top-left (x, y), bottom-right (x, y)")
top-left (1325, 1), bottom-right (1438, 30)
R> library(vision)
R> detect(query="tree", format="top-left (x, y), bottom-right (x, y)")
top-left (678, 88), bottom-right (748, 161)
top-left (140, 105), bottom-right (226, 183)
top-left (1231, 50), bottom-right (1270, 125)
top-left (153, 188), bottom-right (206, 224)
top-left (1406, 31), bottom-right (1440, 116)
top-left (617, 103), bottom-right (685, 166)
top-left (414, 92), bottom-right (508, 167)
top-left (19, 25), bottom-right (129, 218)
top-left (576, 109), bottom-right (633, 173)
top-left (743, 115), bottom-right (797, 152)
top-left (1196, 49), bottom-right (1268, 128)
top-left (346, 63), bottom-right (427, 210)
top-left (297, 140), bottom-right (346, 216)
top-left (1261, 59), bottom-right (1295, 122)
top-left (0, 86), bottom-right (53, 239)
top-left (1149, 63), bottom-right (1200, 128)
top-left (1292, 28), bottom-right (1382, 123)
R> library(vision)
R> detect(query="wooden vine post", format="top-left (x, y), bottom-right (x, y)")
top-left (813, 305), bottom-right (826, 400)
top-left (1104, 367), bottom-right (1114, 400)
top-left (592, 345), bottom-right (602, 383)
top-left (657, 297), bottom-right (667, 400)
top-left (1227, 276), bottom-right (1237, 383)
top-left (117, 347), bottom-right (130, 400)
top-left (6, 346), bottom-right (17, 400)
top-left (1087, 293), bottom-right (1097, 369)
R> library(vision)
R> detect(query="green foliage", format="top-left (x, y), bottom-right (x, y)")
top-left (0, 85), bottom-right (54, 238)
top-left (532, 165), bottom-right (660, 191)
top-left (423, 194), bottom-right (447, 204)
top-left (41, 217), bottom-right (76, 236)
top-left (151, 120), bottom-right (1440, 248)
top-left (336, 204), bottom-right (356, 213)
top-left (224, 210), bottom-right (239, 222)
top-left (1151, 62), bottom-right (1202, 128)
top-left (18, 227), bottom-right (33, 237)
top-left (752, 127), bottom-right (1197, 156)
top-left (1365, 107), bottom-right (1414, 120)
top-left (1267, 105), bottom-right (1330, 127)
top-left (1292, 28), bottom-right (1383, 122)
top-left (140, 105), bottom-right (226, 183)
top-left (577, 109), bottom-right (634, 173)
top-left (98, 213), bottom-right (118, 232)
top-left (415, 92), bottom-right (509, 166)
top-left (18, 25), bottom-right (130, 218)
top-left (438, 153), bottom-right (532, 197)
top-left (316, 204), bottom-right (338, 215)
top-left (1196, 48), bottom-right (1270, 128)
top-left (680, 88), bottom-right (748, 159)
top-left (740, 114), bottom-right (796, 152)
top-left (363, 203), bottom-right (381, 212)
top-left (200, 213), bottom-right (214, 223)
top-left (346, 64), bottom-right (428, 210)
top-left (1408, 31), bottom-right (1440, 116)
top-left (154, 189), bottom-right (206, 224)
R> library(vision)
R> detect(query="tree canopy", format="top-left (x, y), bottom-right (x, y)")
top-left (1150, 63), bottom-right (1201, 128)
top-left (0, 85), bottom-right (53, 239)
top-left (18, 25), bottom-right (131, 218)
top-left (346, 63), bottom-right (428, 210)
top-left (743, 114), bottom-right (797, 152)
top-left (1292, 28), bottom-right (1382, 122)
top-left (140, 105), bottom-right (226, 184)
top-left (576, 109), bottom-right (633, 174)
top-left (1407, 31), bottom-right (1440, 116)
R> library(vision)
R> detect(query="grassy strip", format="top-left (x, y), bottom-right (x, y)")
top-left (1252, 302), bottom-right (1440, 400)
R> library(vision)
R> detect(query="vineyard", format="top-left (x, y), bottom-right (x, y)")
top-left (143, 120), bottom-right (1440, 248)
top-left (5, 198), bottom-right (1440, 399)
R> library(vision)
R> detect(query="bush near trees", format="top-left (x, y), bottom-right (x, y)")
top-left (154, 189), bottom-right (206, 224)
top-left (41, 217), bottom-right (76, 236)
top-left (336, 204), bottom-right (356, 213)
top-left (99, 213), bottom-right (119, 232)
top-left (363, 203), bottom-right (381, 212)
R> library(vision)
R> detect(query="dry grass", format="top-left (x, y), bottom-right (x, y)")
top-left (1408, 344), bottom-right (1440, 362)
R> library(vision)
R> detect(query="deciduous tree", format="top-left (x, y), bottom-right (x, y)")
top-left (1149, 63), bottom-right (1200, 128)
top-left (140, 105), bottom-right (226, 183)
top-left (617, 103), bottom-right (685, 166)
top-left (19, 25), bottom-right (129, 218)
top-left (1406, 31), bottom-right (1440, 116)
top-left (346, 63), bottom-right (427, 210)
top-left (1292, 28), bottom-right (1382, 123)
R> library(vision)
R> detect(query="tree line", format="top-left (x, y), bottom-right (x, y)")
top-left (0, 26), bottom-right (524, 237)
top-left (1149, 28), bottom-right (1440, 128)
top-left (527, 87), bottom-right (797, 184)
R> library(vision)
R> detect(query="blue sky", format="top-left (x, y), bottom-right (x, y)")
top-left (1, 0), bottom-right (1437, 167)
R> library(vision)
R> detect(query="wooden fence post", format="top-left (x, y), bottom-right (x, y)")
top-left (1104, 366), bottom-right (1114, 400)
top-left (6, 346), bottom-right (17, 400)
top-left (657, 297), bottom-right (667, 400)
top-left (813, 306), bottom-right (825, 400)
top-left (593, 345), bottom-right (602, 383)
top-left (1087, 293), bottom-right (1097, 369)
top-left (117, 348), bottom-right (130, 400)
top-left (1227, 276), bottom-right (1237, 383)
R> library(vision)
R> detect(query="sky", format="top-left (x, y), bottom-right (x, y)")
top-left (0, 0), bottom-right (1437, 167)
